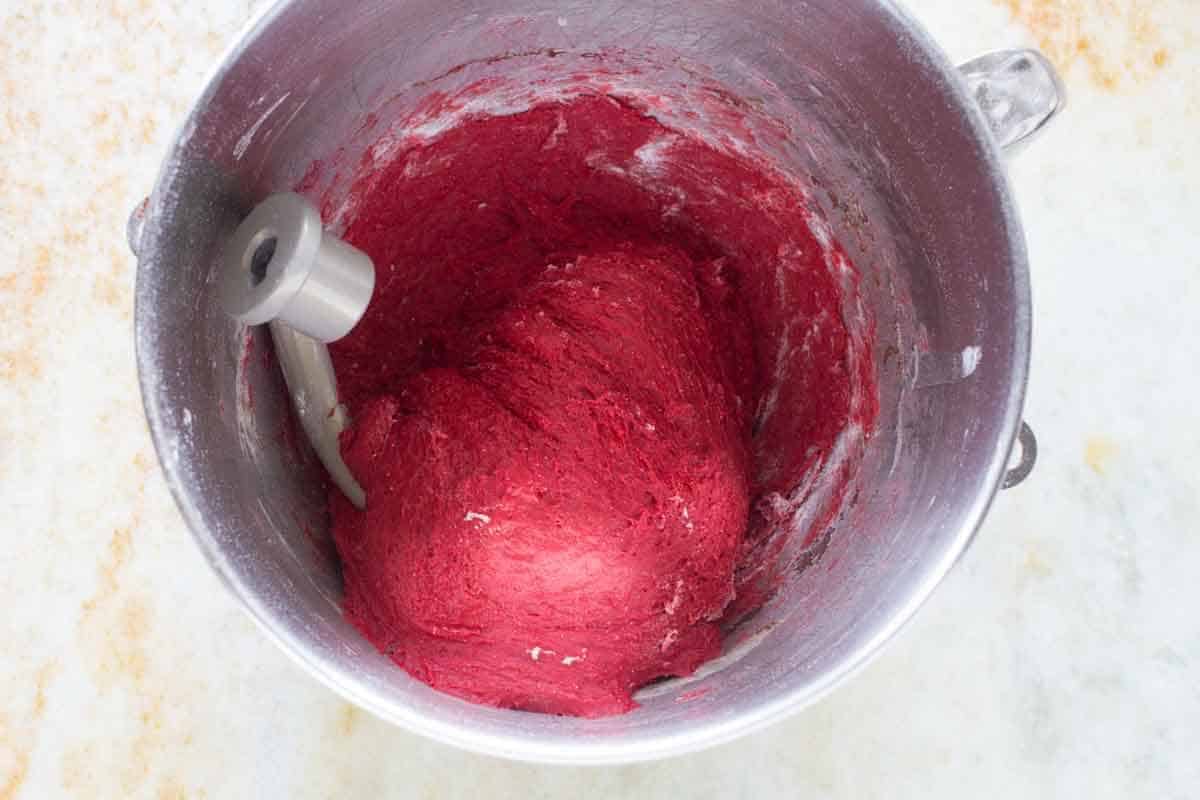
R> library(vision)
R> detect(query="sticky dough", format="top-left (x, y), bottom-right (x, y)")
top-left (327, 92), bottom-right (875, 716)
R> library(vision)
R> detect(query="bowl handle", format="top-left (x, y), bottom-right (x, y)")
top-left (958, 49), bottom-right (1066, 155)
top-left (959, 50), bottom-right (1058, 491)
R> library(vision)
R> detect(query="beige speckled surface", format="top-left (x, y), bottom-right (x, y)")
top-left (1, 1), bottom-right (1197, 797)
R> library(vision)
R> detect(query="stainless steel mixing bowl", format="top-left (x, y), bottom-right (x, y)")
top-left (132, 0), bottom-right (1060, 763)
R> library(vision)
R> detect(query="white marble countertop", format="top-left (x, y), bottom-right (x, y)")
top-left (1, 0), bottom-right (1197, 796)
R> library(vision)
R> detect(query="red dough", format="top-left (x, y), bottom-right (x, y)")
top-left (327, 92), bottom-right (875, 717)
top-left (336, 250), bottom-right (750, 717)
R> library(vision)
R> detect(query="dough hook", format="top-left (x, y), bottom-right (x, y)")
top-left (220, 193), bottom-right (375, 508)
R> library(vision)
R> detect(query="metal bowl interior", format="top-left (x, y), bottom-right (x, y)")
top-left (135, 0), bottom-right (1028, 763)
